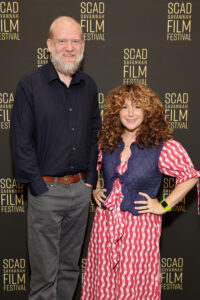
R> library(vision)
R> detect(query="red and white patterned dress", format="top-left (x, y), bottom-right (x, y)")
top-left (81, 140), bottom-right (200, 300)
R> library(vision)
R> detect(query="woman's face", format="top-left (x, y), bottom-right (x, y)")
top-left (119, 99), bottom-right (144, 133)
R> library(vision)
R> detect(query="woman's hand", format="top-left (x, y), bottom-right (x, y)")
top-left (135, 192), bottom-right (166, 215)
top-left (93, 188), bottom-right (107, 207)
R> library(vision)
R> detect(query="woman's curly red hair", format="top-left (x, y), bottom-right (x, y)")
top-left (98, 84), bottom-right (172, 153)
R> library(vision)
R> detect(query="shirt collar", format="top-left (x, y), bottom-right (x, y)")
top-left (45, 61), bottom-right (85, 85)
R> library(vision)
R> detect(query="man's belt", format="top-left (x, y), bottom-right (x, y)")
top-left (43, 173), bottom-right (86, 184)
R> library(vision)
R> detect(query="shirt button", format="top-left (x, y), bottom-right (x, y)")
top-left (72, 128), bottom-right (75, 131)
top-left (73, 147), bottom-right (76, 151)
top-left (69, 108), bottom-right (72, 112)
top-left (70, 166), bottom-right (74, 169)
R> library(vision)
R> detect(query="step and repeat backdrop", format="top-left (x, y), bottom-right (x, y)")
top-left (0, 0), bottom-right (200, 299)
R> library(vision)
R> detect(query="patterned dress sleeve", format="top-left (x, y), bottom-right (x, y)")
top-left (159, 139), bottom-right (200, 183)
top-left (159, 139), bottom-right (200, 214)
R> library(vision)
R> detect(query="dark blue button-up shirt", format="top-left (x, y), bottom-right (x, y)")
top-left (11, 61), bottom-right (101, 195)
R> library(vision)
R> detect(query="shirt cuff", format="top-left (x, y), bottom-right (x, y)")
top-left (85, 170), bottom-right (98, 187)
top-left (29, 178), bottom-right (48, 196)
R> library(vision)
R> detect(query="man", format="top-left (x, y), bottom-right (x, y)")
top-left (11, 16), bottom-right (101, 300)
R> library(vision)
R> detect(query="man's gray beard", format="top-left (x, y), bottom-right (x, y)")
top-left (51, 51), bottom-right (84, 76)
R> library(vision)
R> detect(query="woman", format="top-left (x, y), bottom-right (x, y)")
top-left (81, 84), bottom-right (199, 300)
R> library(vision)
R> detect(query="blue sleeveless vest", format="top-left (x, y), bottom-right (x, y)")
top-left (102, 141), bottom-right (164, 216)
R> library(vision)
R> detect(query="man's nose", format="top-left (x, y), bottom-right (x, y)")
top-left (64, 41), bottom-right (73, 51)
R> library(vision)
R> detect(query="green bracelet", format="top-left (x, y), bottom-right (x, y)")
top-left (160, 199), bottom-right (172, 212)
